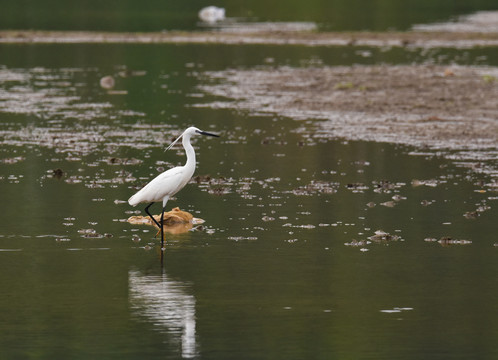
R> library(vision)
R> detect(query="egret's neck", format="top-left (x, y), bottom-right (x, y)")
top-left (183, 135), bottom-right (196, 169)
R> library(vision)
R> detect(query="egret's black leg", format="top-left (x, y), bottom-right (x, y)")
top-left (145, 202), bottom-right (161, 228)
top-left (160, 206), bottom-right (166, 249)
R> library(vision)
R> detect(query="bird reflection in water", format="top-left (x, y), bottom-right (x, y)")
top-left (129, 270), bottom-right (197, 358)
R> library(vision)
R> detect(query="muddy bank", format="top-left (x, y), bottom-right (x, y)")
top-left (198, 65), bottom-right (498, 171)
top-left (1, 30), bottom-right (498, 48)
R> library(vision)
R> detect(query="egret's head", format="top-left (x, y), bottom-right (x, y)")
top-left (166, 127), bottom-right (219, 151)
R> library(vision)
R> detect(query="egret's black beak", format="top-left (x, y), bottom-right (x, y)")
top-left (198, 130), bottom-right (220, 137)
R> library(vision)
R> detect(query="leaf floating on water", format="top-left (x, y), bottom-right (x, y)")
top-left (411, 179), bottom-right (441, 187)
top-left (1, 156), bottom-right (25, 164)
top-left (291, 180), bottom-right (339, 196)
top-left (463, 211), bottom-right (479, 219)
top-left (228, 236), bottom-right (258, 241)
top-left (346, 183), bottom-right (369, 192)
top-left (438, 237), bottom-right (472, 246)
top-left (392, 194), bottom-right (407, 201)
top-left (369, 230), bottom-right (401, 242)
top-left (380, 307), bottom-right (413, 313)
top-left (78, 228), bottom-right (104, 238)
top-left (345, 239), bottom-right (367, 247)
top-left (208, 187), bottom-right (231, 195)
top-left (426, 236), bottom-right (472, 246)
top-left (380, 201), bottom-right (396, 208)
top-left (372, 180), bottom-right (405, 193)
top-left (262, 216), bottom-right (275, 222)
top-left (192, 175), bottom-right (233, 195)
top-left (345, 230), bottom-right (401, 250)
top-left (106, 157), bottom-right (143, 166)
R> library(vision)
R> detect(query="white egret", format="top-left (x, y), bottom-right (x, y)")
top-left (128, 126), bottom-right (220, 250)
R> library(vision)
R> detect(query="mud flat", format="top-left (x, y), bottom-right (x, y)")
top-left (198, 65), bottom-right (498, 174)
top-left (1, 30), bottom-right (498, 48)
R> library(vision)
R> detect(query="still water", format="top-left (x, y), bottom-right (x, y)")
top-left (1, 17), bottom-right (498, 360)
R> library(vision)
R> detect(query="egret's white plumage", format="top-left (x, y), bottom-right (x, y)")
top-left (128, 126), bottom-right (219, 249)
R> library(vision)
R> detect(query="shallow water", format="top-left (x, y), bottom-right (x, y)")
top-left (0, 41), bottom-right (497, 359)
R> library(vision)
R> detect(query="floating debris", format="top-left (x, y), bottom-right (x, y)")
top-left (1, 156), bottom-right (25, 164)
top-left (346, 183), bottom-right (369, 192)
top-left (344, 239), bottom-right (370, 247)
top-left (78, 228), bottom-right (96, 235)
top-left (262, 216), bottom-right (275, 222)
top-left (425, 236), bottom-right (472, 245)
top-left (117, 69), bottom-right (147, 78)
top-left (373, 180), bottom-right (405, 193)
top-left (127, 207), bottom-right (205, 234)
top-left (380, 201), bottom-right (397, 208)
top-left (291, 180), bottom-right (339, 196)
top-left (411, 179), bottom-right (440, 187)
top-left (78, 228), bottom-right (104, 238)
top-left (208, 187), bottom-right (231, 195)
top-left (438, 237), bottom-right (472, 245)
top-left (106, 157), bottom-right (143, 166)
top-left (228, 236), bottom-right (258, 241)
top-left (99, 75), bottom-right (115, 90)
top-left (192, 175), bottom-right (232, 195)
top-left (368, 230), bottom-right (401, 242)
top-left (345, 230), bottom-right (400, 250)
top-left (52, 168), bottom-right (64, 179)
top-left (380, 307), bottom-right (413, 313)
top-left (463, 211), bottom-right (479, 219)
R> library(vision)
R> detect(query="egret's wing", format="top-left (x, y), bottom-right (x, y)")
top-left (128, 167), bottom-right (184, 205)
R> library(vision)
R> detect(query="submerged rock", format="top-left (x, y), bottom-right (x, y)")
top-left (128, 207), bottom-right (201, 226)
